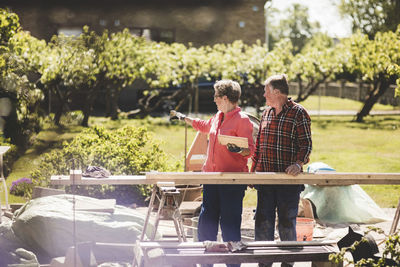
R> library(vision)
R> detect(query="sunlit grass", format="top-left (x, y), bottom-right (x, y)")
top-left (295, 95), bottom-right (397, 111)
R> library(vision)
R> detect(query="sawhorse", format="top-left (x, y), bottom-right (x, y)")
top-left (140, 182), bottom-right (187, 242)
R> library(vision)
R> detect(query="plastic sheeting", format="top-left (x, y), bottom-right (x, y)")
top-left (10, 194), bottom-right (158, 259)
top-left (301, 162), bottom-right (390, 224)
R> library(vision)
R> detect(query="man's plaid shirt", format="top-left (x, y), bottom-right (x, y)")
top-left (251, 99), bottom-right (312, 172)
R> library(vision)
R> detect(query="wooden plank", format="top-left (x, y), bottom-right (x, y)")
top-left (218, 134), bottom-right (249, 148)
top-left (141, 245), bottom-right (337, 265)
top-left (138, 240), bottom-right (337, 249)
top-left (145, 172), bottom-right (400, 185)
top-left (51, 175), bottom-right (147, 185)
top-left (51, 172), bottom-right (400, 186)
top-left (189, 154), bottom-right (206, 165)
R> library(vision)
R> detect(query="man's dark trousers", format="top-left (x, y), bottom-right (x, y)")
top-left (255, 185), bottom-right (302, 267)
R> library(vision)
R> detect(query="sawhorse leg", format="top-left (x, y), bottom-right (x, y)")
top-left (172, 193), bottom-right (187, 242)
top-left (140, 183), bottom-right (187, 242)
top-left (140, 185), bottom-right (157, 241)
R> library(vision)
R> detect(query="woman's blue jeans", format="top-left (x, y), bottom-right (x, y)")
top-left (198, 184), bottom-right (246, 267)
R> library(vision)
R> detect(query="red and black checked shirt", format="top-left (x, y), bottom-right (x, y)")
top-left (251, 99), bottom-right (312, 172)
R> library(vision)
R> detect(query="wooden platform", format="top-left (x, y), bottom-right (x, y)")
top-left (133, 241), bottom-right (342, 267)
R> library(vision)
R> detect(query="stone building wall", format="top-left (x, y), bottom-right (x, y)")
top-left (3, 0), bottom-right (266, 46)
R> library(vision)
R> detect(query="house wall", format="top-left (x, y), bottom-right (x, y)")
top-left (3, 0), bottom-right (266, 46)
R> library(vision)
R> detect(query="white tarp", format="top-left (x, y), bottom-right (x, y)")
top-left (302, 162), bottom-right (390, 224)
top-left (10, 194), bottom-right (157, 259)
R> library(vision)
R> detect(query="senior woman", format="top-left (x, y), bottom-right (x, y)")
top-left (172, 80), bottom-right (255, 267)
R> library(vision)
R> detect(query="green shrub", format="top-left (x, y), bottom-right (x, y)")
top-left (31, 125), bottom-right (178, 205)
top-left (9, 177), bottom-right (33, 197)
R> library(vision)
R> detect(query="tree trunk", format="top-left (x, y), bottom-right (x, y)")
top-left (136, 87), bottom-right (188, 116)
top-left (53, 86), bottom-right (69, 126)
top-left (3, 100), bottom-right (25, 149)
top-left (110, 87), bottom-right (120, 120)
top-left (81, 88), bottom-right (98, 127)
top-left (105, 85), bottom-right (112, 117)
top-left (296, 74), bottom-right (303, 101)
top-left (54, 105), bottom-right (63, 126)
top-left (356, 76), bottom-right (390, 122)
top-left (294, 75), bottom-right (328, 103)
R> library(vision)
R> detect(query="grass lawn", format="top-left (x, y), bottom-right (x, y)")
top-left (2, 96), bottom-right (400, 208)
top-left (298, 95), bottom-right (398, 111)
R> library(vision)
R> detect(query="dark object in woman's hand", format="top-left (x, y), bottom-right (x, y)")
top-left (227, 143), bottom-right (243, 153)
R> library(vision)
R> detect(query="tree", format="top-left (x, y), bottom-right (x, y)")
top-left (0, 9), bottom-right (20, 46)
top-left (343, 29), bottom-right (400, 122)
top-left (290, 33), bottom-right (347, 102)
top-left (339, 0), bottom-right (400, 38)
top-left (137, 41), bottom-right (210, 115)
top-left (269, 3), bottom-right (320, 54)
top-left (40, 33), bottom-right (99, 126)
top-left (1, 9), bottom-right (45, 149)
top-left (392, 65), bottom-right (400, 97)
top-left (101, 29), bottom-right (146, 120)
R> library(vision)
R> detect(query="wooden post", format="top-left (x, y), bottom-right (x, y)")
top-left (70, 169), bottom-right (82, 183)
top-left (193, 82), bottom-right (199, 114)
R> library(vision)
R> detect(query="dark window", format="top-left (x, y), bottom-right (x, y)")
top-left (130, 27), bottom-right (175, 43)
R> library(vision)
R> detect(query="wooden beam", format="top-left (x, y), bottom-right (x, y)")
top-left (135, 241), bottom-right (340, 266)
top-left (50, 175), bottom-right (148, 185)
top-left (146, 172), bottom-right (400, 185)
top-left (50, 172), bottom-right (400, 186)
top-left (137, 240), bottom-right (338, 249)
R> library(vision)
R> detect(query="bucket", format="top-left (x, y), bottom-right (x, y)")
top-left (191, 216), bottom-right (199, 241)
top-left (296, 217), bottom-right (314, 241)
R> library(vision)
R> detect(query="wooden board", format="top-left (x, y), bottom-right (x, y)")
top-left (218, 135), bottom-right (248, 148)
top-left (145, 172), bottom-right (400, 186)
top-left (138, 240), bottom-right (337, 249)
top-left (51, 172), bottom-right (400, 186)
top-left (189, 154), bottom-right (207, 165)
top-left (51, 175), bottom-right (147, 185)
top-left (135, 241), bottom-right (339, 266)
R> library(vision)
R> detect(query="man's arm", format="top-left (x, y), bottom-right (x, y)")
top-left (286, 110), bottom-right (312, 176)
